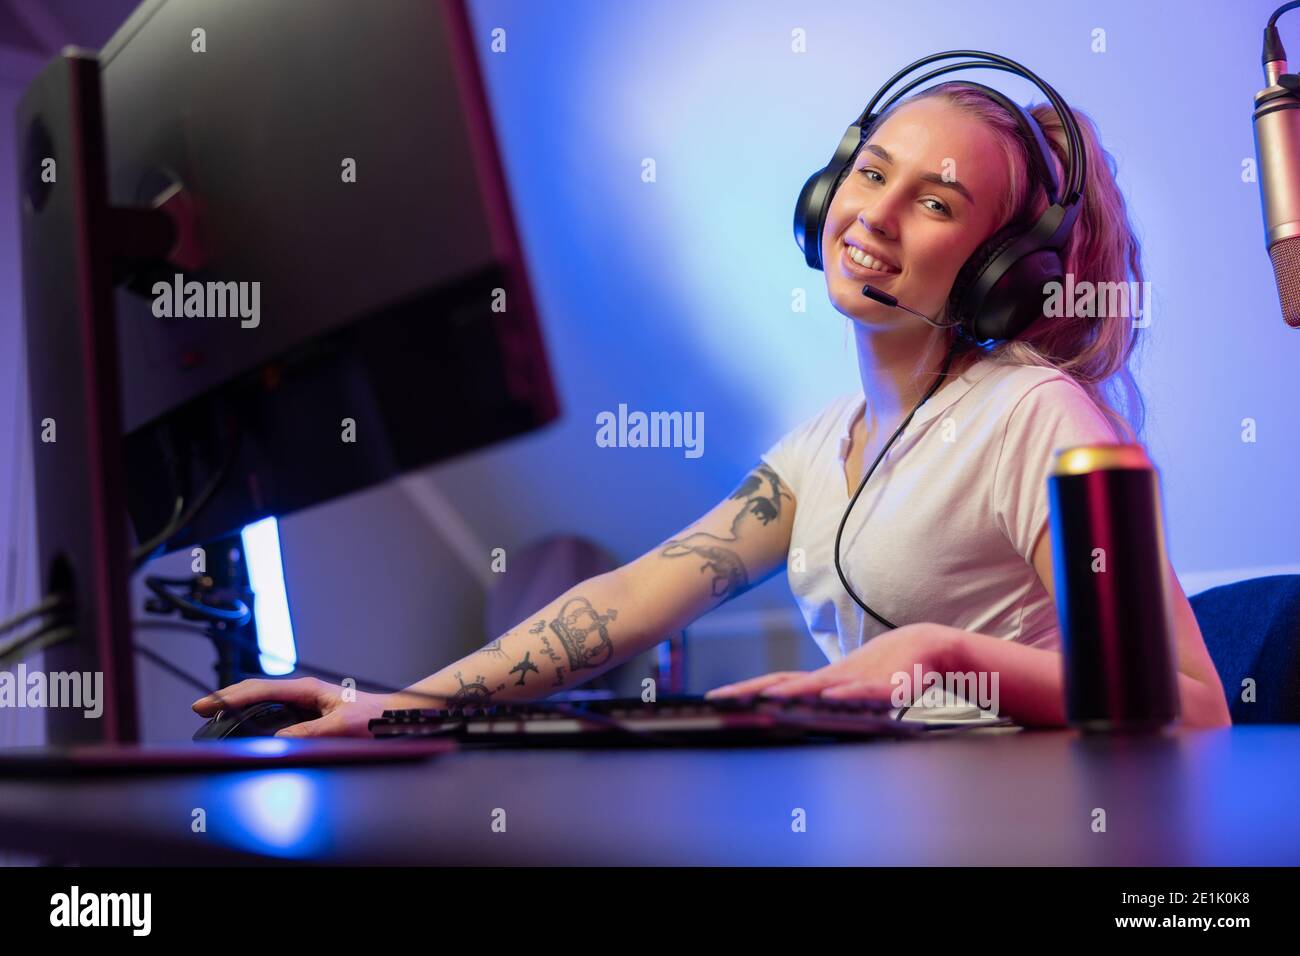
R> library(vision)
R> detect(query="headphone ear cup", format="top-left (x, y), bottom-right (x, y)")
top-left (831, 161), bottom-right (854, 193)
top-left (982, 246), bottom-right (1066, 340)
top-left (949, 224), bottom-right (1065, 341)
top-left (794, 120), bottom-right (874, 271)
top-left (948, 224), bottom-right (1022, 327)
top-left (794, 167), bottom-right (834, 269)
top-left (795, 162), bottom-right (855, 271)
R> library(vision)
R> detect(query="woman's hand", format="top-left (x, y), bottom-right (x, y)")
top-left (705, 623), bottom-right (962, 703)
top-left (191, 676), bottom-right (429, 738)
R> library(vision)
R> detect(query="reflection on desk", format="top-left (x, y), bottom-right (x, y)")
top-left (0, 726), bottom-right (1296, 865)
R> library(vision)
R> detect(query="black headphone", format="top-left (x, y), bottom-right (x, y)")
top-left (793, 50), bottom-right (1087, 343)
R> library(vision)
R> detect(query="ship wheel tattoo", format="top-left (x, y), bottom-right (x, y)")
top-left (449, 672), bottom-right (505, 708)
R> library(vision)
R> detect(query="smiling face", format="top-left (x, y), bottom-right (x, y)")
top-left (821, 96), bottom-right (1013, 330)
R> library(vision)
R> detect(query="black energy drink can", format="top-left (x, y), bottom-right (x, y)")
top-left (1047, 444), bottom-right (1179, 732)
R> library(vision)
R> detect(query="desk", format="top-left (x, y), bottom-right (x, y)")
top-left (0, 727), bottom-right (1297, 865)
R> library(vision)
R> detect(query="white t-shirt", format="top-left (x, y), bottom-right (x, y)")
top-left (760, 356), bottom-right (1121, 719)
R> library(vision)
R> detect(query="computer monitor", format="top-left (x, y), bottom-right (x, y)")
top-left (15, 0), bottom-right (559, 746)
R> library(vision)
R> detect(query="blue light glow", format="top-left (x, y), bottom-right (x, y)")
top-left (226, 772), bottom-right (327, 857)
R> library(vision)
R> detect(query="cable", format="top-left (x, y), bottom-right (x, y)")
top-left (144, 576), bottom-right (251, 626)
top-left (833, 337), bottom-right (960, 633)
top-left (0, 593), bottom-right (72, 638)
top-left (832, 341), bottom-right (963, 723)
top-left (1270, 2), bottom-right (1300, 28)
top-left (0, 623), bottom-right (76, 668)
top-left (131, 418), bottom-right (243, 569)
top-left (139, 495), bottom-right (185, 557)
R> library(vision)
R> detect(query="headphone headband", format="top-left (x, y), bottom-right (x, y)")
top-left (863, 51), bottom-right (1085, 201)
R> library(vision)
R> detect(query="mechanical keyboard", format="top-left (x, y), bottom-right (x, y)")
top-left (367, 694), bottom-right (1013, 746)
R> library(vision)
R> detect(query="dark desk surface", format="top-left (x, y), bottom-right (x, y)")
top-left (1, 726), bottom-right (1298, 865)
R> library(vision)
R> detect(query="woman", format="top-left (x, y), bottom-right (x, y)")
top-left (193, 82), bottom-right (1232, 733)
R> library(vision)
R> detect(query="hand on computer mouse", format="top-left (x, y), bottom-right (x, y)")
top-left (191, 676), bottom-right (419, 738)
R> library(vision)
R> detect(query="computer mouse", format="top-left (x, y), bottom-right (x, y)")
top-left (193, 701), bottom-right (322, 740)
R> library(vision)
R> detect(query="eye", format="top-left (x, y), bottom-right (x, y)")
top-left (857, 168), bottom-right (953, 217)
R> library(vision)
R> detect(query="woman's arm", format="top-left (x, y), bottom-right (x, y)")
top-left (401, 461), bottom-right (798, 706)
top-left (1026, 522), bottom-right (1232, 727)
top-left (196, 461), bottom-right (798, 735)
top-left (707, 621), bottom-right (1229, 729)
top-left (708, 525), bottom-right (1233, 730)
top-left (944, 626), bottom-right (1230, 728)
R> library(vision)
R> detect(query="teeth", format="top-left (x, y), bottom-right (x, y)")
top-left (847, 245), bottom-right (899, 273)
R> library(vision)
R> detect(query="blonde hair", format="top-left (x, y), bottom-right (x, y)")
top-left (878, 82), bottom-right (1146, 443)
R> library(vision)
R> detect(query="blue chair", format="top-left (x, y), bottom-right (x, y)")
top-left (1189, 574), bottom-right (1300, 723)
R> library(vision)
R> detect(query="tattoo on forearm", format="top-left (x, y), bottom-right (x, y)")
top-left (476, 633), bottom-right (509, 659)
top-left (547, 596), bottom-right (616, 671)
top-left (658, 464), bottom-right (787, 602)
top-left (660, 537), bottom-right (750, 600)
top-left (449, 671), bottom-right (505, 708)
top-left (538, 633), bottom-right (563, 665)
top-left (552, 667), bottom-right (565, 687)
top-left (509, 651), bottom-right (539, 686)
top-left (528, 619), bottom-right (546, 634)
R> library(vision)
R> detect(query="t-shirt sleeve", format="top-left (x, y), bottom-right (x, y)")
top-left (758, 397), bottom-right (846, 501)
top-left (993, 376), bottom-right (1122, 561)
top-left (759, 423), bottom-right (806, 501)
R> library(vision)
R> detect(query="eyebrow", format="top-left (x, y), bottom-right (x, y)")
top-left (863, 144), bottom-right (976, 206)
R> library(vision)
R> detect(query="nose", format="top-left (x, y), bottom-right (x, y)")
top-left (857, 205), bottom-right (898, 243)
top-left (855, 185), bottom-right (904, 241)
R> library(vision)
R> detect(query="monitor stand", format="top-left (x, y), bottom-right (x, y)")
top-left (17, 48), bottom-right (167, 747)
